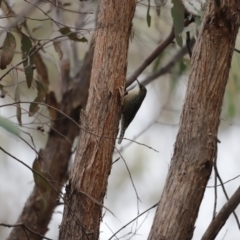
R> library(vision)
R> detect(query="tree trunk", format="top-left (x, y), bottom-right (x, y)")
top-left (59, 1), bottom-right (136, 239)
top-left (148, 1), bottom-right (240, 240)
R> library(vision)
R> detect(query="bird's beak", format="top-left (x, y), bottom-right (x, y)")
top-left (136, 79), bottom-right (140, 86)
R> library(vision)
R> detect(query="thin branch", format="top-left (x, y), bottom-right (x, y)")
top-left (207, 174), bottom-right (240, 188)
top-left (118, 137), bottom-right (159, 152)
top-left (45, 0), bottom-right (93, 14)
top-left (1, 101), bottom-right (159, 154)
top-left (0, 223), bottom-right (53, 240)
top-left (126, 27), bottom-right (174, 87)
top-left (0, 0), bottom-right (42, 36)
top-left (19, 136), bottom-right (40, 156)
top-left (108, 203), bottom-right (158, 240)
top-left (0, 146), bottom-right (51, 186)
top-left (234, 48), bottom-right (240, 53)
top-left (201, 185), bottom-right (240, 240)
top-left (142, 38), bottom-right (195, 86)
top-left (214, 164), bottom-right (240, 229)
top-left (213, 144), bottom-right (218, 221)
top-left (126, 19), bottom-right (194, 88)
top-left (114, 148), bottom-right (141, 215)
top-left (20, 130), bottom-right (37, 150)
top-left (213, 155), bottom-right (218, 220)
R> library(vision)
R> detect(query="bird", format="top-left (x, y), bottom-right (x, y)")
top-left (118, 80), bottom-right (147, 144)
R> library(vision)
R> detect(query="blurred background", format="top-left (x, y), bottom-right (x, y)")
top-left (0, 0), bottom-right (240, 239)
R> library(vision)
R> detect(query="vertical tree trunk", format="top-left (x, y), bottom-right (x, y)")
top-left (59, 1), bottom-right (136, 239)
top-left (148, 1), bottom-right (240, 240)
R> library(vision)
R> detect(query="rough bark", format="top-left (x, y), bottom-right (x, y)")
top-left (7, 40), bottom-right (94, 240)
top-left (148, 1), bottom-right (240, 240)
top-left (58, 1), bottom-right (136, 239)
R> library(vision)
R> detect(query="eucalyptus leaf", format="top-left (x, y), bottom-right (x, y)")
top-left (0, 116), bottom-right (20, 136)
top-left (29, 81), bottom-right (46, 116)
top-left (171, 0), bottom-right (184, 47)
top-left (21, 34), bottom-right (34, 88)
top-left (0, 32), bottom-right (16, 69)
top-left (146, 0), bottom-right (151, 27)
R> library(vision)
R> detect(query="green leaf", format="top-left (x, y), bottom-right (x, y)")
top-left (146, 0), bottom-right (151, 27)
top-left (29, 81), bottom-right (46, 116)
top-left (0, 32), bottom-right (16, 69)
top-left (21, 33), bottom-right (34, 88)
top-left (0, 115), bottom-right (20, 136)
top-left (34, 53), bottom-right (49, 91)
top-left (171, 0), bottom-right (184, 47)
top-left (29, 96), bottom-right (41, 116)
top-left (59, 27), bottom-right (88, 42)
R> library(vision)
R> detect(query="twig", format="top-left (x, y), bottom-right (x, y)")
top-left (234, 48), bottom-right (240, 53)
top-left (19, 136), bottom-right (40, 156)
top-left (126, 27), bottom-right (175, 87)
top-left (201, 185), bottom-right (240, 240)
top-left (214, 164), bottom-right (240, 229)
top-left (126, 18), bottom-right (195, 88)
top-left (0, 223), bottom-right (53, 240)
top-left (112, 157), bottom-right (120, 164)
top-left (108, 203), bottom-right (158, 240)
top-left (117, 137), bottom-right (159, 152)
top-left (0, 0), bottom-right (42, 36)
top-left (45, 0), bottom-right (93, 14)
top-left (213, 150), bottom-right (218, 220)
top-left (142, 38), bottom-right (195, 86)
top-left (207, 174), bottom-right (240, 188)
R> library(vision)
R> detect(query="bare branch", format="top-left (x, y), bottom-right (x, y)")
top-left (213, 155), bottom-right (218, 220)
top-left (202, 185), bottom-right (240, 240)
top-left (126, 28), bottom-right (174, 87)
top-left (126, 19), bottom-right (194, 88)
top-left (207, 174), bottom-right (240, 188)
top-left (0, 223), bottom-right (53, 240)
top-left (214, 163), bottom-right (240, 228)
top-left (142, 38), bottom-right (195, 86)
top-left (109, 203), bottom-right (158, 240)
top-left (0, 0), bottom-right (42, 36)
